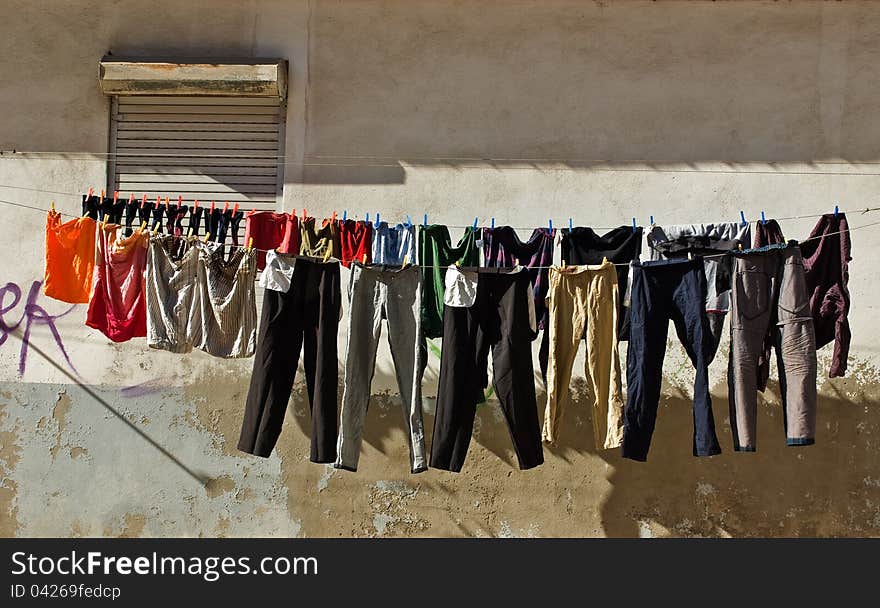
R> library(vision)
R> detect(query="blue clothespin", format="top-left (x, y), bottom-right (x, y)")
top-left (632, 218), bottom-right (637, 233)
top-left (342, 210), bottom-right (347, 221)
top-left (740, 211), bottom-right (746, 226)
top-left (650, 215), bottom-right (654, 226)
top-left (375, 212), bottom-right (380, 226)
top-left (834, 204), bottom-right (839, 218)
top-left (365, 213), bottom-right (370, 224)
top-left (473, 217), bottom-right (478, 230)
top-left (761, 211), bottom-right (766, 225)
top-left (568, 218), bottom-right (573, 231)
top-left (423, 214), bottom-right (428, 227)
top-left (491, 217), bottom-right (495, 229)
top-left (548, 219), bottom-right (553, 231)
top-left (406, 215), bottom-right (412, 227)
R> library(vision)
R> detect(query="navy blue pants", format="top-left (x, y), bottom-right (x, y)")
top-left (623, 258), bottom-right (721, 461)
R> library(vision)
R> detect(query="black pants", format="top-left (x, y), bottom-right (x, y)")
top-left (430, 269), bottom-right (544, 472)
top-left (238, 257), bottom-right (342, 462)
top-left (623, 258), bottom-right (721, 461)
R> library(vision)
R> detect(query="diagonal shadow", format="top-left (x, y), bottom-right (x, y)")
top-left (7, 329), bottom-right (210, 487)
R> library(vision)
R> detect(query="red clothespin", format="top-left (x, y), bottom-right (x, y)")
top-left (86, 187), bottom-right (94, 200)
top-left (155, 195), bottom-right (162, 210)
top-left (177, 195), bottom-right (183, 208)
top-left (331, 211), bottom-right (337, 223)
top-left (232, 203), bottom-right (240, 214)
top-left (250, 207), bottom-right (256, 215)
top-left (128, 193), bottom-right (135, 204)
top-left (223, 201), bottom-right (230, 213)
top-left (141, 194), bottom-right (147, 208)
top-left (302, 208), bottom-right (307, 220)
top-left (164, 197), bottom-right (170, 211)
top-left (193, 199), bottom-right (199, 209)
top-left (113, 191), bottom-right (118, 204)
top-left (210, 201), bottom-right (216, 213)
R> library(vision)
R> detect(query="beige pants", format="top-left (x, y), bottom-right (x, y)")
top-left (543, 259), bottom-right (624, 449)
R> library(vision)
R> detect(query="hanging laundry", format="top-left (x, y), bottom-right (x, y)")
top-left (753, 218), bottom-right (784, 247)
top-left (560, 226), bottom-right (643, 340)
top-left (244, 210), bottom-right (300, 270)
top-left (299, 216), bottom-right (341, 259)
top-left (419, 224), bottom-right (480, 339)
top-left (258, 249), bottom-right (295, 292)
top-left (43, 210), bottom-right (97, 304)
top-left (800, 213), bottom-right (852, 379)
top-left (204, 207), bottom-right (222, 239)
top-left (150, 203), bottom-right (166, 233)
top-left (623, 258), bottom-right (721, 462)
top-left (165, 204), bottom-right (189, 238)
top-left (239, 257), bottom-right (342, 462)
top-left (336, 219), bottom-right (373, 267)
top-left (430, 267), bottom-right (543, 472)
top-left (482, 226), bottom-right (555, 329)
top-left (223, 207), bottom-right (245, 250)
top-left (104, 196), bottom-right (125, 224)
top-left (647, 222), bottom-right (751, 359)
top-left (372, 222), bottom-right (417, 265)
top-left (543, 260), bottom-right (624, 449)
top-left (146, 236), bottom-right (256, 357)
top-left (194, 242), bottom-right (257, 358)
top-left (751, 218), bottom-right (786, 391)
top-left (138, 200), bottom-right (153, 231)
top-left (81, 193), bottom-right (101, 220)
top-left (123, 198), bottom-right (140, 237)
top-left (188, 205), bottom-right (203, 238)
top-left (336, 263), bottom-right (426, 473)
top-left (728, 242), bottom-right (817, 450)
top-left (85, 223), bottom-right (148, 342)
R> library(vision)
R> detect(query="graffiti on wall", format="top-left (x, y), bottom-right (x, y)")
top-left (0, 279), bottom-right (77, 375)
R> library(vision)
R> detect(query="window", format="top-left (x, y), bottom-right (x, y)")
top-left (100, 59), bottom-right (288, 236)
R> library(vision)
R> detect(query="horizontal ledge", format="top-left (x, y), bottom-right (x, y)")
top-left (99, 58), bottom-right (288, 99)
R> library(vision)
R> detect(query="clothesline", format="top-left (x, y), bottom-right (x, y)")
top-left (5, 193), bottom-right (874, 269)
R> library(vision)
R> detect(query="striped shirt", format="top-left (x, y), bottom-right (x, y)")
top-left (146, 236), bottom-right (257, 358)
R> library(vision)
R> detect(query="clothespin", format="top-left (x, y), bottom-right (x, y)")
top-left (632, 218), bottom-right (637, 233)
top-left (140, 221), bottom-right (147, 232)
top-left (761, 211), bottom-right (766, 225)
top-left (232, 203), bottom-right (239, 214)
top-left (87, 187), bottom-right (94, 200)
top-left (128, 193), bottom-right (135, 205)
top-left (491, 217), bottom-right (495, 229)
top-left (473, 217), bottom-right (478, 230)
top-left (403, 253), bottom-right (409, 267)
top-left (165, 197), bottom-right (170, 211)
top-left (561, 259), bottom-right (566, 269)
top-left (362, 253), bottom-right (368, 265)
top-left (423, 214), bottom-right (428, 227)
top-left (186, 226), bottom-right (193, 238)
top-left (250, 207), bottom-right (255, 215)
top-left (247, 237), bottom-right (254, 251)
top-left (375, 213), bottom-right (380, 226)
top-left (688, 251), bottom-right (694, 260)
top-left (406, 215), bottom-right (412, 227)
top-left (740, 211), bottom-right (746, 226)
top-left (113, 191), bottom-right (118, 205)
top-left (203, 232), bottom-right (211, 243)
top-left (141, 194), bottom-right (147, 208)
top-left (155, 195), bottom-right (162, 210)
top-left (223, 202), bottom-right (230, 213)
top-left (650, 215), bottom-right (654, 226)
top-left (193, 199), bottom-right (199, 209)
top-left (331, 211), bottom-right (337, 223)
top-left (342, 210), bottom-right (347, 221)
top-left (323, 247), bottom-right (332, 263)
top-left (569, 218), bottom-right (573, 231)
top-left (178, 195), bottom-right (183, 208)
top-left (210, 201), bottom-right (216, 213)
top-left (302, 208), bottom-right (307, 220)
top-left (738, 243), bottom-right (743, 251)
top-left (50, 201), bottom-right (55, 212)
top-left (366, 213), bottom-right (370, 224)
top-left (548, 219), bottom-right (553, 231)
top-left (834, 204), bottom-right (839, 218)
top-left (100, 189), bottom-right (105, 200)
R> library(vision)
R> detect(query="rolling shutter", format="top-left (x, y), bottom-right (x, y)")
top-left (108, 95), bottom-right (285, 220)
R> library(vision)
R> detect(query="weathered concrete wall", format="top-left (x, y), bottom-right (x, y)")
top-left (1, 0), bottom-right (880, 537)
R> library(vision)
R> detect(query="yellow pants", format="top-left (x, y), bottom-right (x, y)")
top-left (543, 259), bottom-right (624, 449)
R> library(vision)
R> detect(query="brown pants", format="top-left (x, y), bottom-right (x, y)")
top-left (728, 244), bottom-right (817, 451)
top-left (543, 260), bottom-right (624, 449)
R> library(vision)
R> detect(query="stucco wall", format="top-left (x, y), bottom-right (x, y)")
top-left (1, 0), bottom-right (879, 538)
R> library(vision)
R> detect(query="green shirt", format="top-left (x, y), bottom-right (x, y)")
top-left (419, 225), bottom-right (480, 339)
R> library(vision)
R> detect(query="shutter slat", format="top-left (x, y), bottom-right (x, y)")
top-left (118, 96), bottom-right (280, 106)
top-left (116, 113), bottom-right (280, 123)
top-left (118, 173), bottom-right (277, 185)
top-left (118, 122), bottom-right (280, 132)
top-left (118, 130), bottom-right (279, 141)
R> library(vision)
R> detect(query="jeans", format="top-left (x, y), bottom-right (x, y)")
top-left (623, 258), bottom-right (721, 461)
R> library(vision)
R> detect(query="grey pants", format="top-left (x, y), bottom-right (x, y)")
top-left (335, 263), bottom-right (427, 473)
top-left (728, 243), bottom-right (817, 451)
